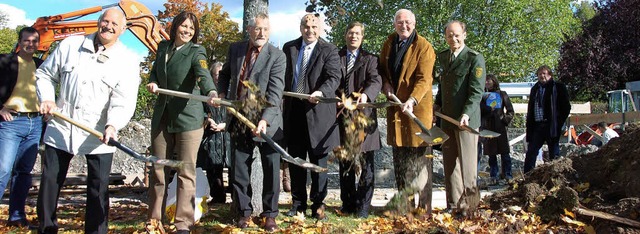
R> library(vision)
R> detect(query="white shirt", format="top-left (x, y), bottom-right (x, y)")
top-left (36, 33), bottom-right (141, 155)
top-left (602, 128), bottom-right (619, 145)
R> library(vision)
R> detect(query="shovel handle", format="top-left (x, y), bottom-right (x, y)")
top-left (52, 112), bottom-right (104, 138)
top-left (388, 94), bottom-right (430, 133)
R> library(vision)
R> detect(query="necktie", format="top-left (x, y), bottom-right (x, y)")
top-left (296, 45), bottom-right (311, 93)
top-left (449, 52), bottom-right (455, 65)
top-left (345, 53), bottom-right (355, 95)
top-left (397, 40), bottom-right (405, 52)
top-left (238, 47), bottom-right (258, 99)
top-left (167, 46), bottom-right (177, 62)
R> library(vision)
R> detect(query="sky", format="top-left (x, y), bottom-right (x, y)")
top-left (0, 0), bottom-right (324, 61)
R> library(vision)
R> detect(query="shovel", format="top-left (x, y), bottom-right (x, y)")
top-left (388, 94), bottom-right (449, 146)
top-left (433, 111), bottom-right (501, 138)
top-left (156, 89), bottom-right (328, 173)
top-left (51, 111), bottom-right (184, 168)
top-left (156, 88), bottom-right (242, 108)
top-left (356, 101), bottom-right (402, 109)
top-left (283, 91), bottom-right (341, 103)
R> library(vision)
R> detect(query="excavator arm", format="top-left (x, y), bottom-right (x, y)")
top-left (32, 0), bottom-right (167, 58)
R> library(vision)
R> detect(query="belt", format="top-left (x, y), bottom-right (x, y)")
top-left (11, 112), bottom-right (42, 118)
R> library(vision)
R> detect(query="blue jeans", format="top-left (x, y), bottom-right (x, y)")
top-left (0, 114), bottom-right (42, 221)
top-left (488, 153), bottom-right (512, 179)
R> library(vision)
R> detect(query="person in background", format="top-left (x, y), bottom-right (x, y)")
top-left (480, 74), bottom-right (514, 184)
top-left (0, 27), bottom-right (43, 229)
top-left (36, 8), bottom-right (140, 233)
top-left (217, 12), bottom-right (285, 232)
top-left (337, 21), bottom-right (382, 219)
top-left (596, 121), bottom-right (619, 145)
top-left (524, 65), bottom-right (570, 173)
top-left (146, 11), bottom-right (218, 234)
top-left (434, 20), bottom-right (485, 217)
top-left (197, 61), bottom-right (230, 204)
top-left (282, 13), bottom-right (341, 220)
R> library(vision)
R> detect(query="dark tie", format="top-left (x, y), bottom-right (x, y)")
top-left (295, 45), bottom-right (311, 93)
top-left (345, 54), bottom-right (355, 95)
top-left (449, 52), bottom-right (455, 65)
top-left (238, 47), bottom-right (258, 99)
top-left (397, 41), bottom-right (405, 52)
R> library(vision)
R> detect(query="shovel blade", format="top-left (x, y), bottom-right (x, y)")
top-left (416, 127), bottom-right (449, 146)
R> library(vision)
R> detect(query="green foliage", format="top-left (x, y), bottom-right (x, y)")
top-left (134, 73), bottom-right (157, 120)
top-left (574, 1), bottom-right (597, 23)
top-left (0, 27), bottom-right (16, 54)
top-left (0, 10), bottom-right (8, 28)
top-left (557, 0), bottom-right (640, 102)
top-left (311, 0), bottom-right (580, 81)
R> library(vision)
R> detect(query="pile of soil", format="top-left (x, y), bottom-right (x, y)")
top-left (486, 125), bottom-right (640, 233)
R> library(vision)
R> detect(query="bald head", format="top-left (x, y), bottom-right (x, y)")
top-left (300, 13), bottom-right (321, 44)
top-left (97, 8), bottom-right (127, 48)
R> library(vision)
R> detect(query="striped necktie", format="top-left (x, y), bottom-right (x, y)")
top-left (295, 45), bottom-right (311, 93)
top-left (345, 53), bottom-right (355, 95)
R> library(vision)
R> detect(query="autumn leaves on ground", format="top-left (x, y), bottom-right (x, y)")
top-left (2, 127), bottom-right (640, 233)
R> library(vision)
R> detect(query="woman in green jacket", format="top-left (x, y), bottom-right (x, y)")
top-left (145, 11), bottom-right (217, 234)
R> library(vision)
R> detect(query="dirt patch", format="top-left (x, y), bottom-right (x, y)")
top-left (486, 125), bottom-right (640, 233)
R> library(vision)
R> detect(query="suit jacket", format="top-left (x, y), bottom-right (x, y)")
top-left (525, 79), bottom-right (571, 141)
top-left (149, 40), bottom-right (216, 133)
top-left (0, 53), bottom-right (44, 105)
top-left (218, 41), bottom-right (286, 141)
top-left (282, 37), bottom-right (341, 154)
top-left (338, 47), bottom-right (382, 152)
top-left (379, 32), bottom-right (436, 147)
top-left (434, 46), bottom-right (486, 130)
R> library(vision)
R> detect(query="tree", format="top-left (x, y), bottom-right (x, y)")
top-left (557, 0), bottom-right (640, 101)
top-left (310, 0), bottom-right (580, 81)
top-left (0, 10), bottom-right (17, 54)
top-left (243, 0), bottom-right (268, 39)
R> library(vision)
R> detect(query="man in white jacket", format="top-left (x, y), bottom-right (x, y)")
top-left (35, 8), bottom-right (140, 234)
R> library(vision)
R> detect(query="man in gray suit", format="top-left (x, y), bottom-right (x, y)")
top-left (217, 13), bottom-right (285, 232)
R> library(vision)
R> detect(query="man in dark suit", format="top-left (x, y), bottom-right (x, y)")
top-left (282, 13), bottom-right (341, 220)
top-left (524, 65), bottom-right (570, 173)
top-left (217, 13), bottom-right (285, 232)
top-left (434, 20), bottom-right (485, 217)
top-left (337, 21), bottom-right (382, 218)
top-left (0, 27), bottom-right (43, 229)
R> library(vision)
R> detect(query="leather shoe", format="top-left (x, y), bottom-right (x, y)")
top-left (311, 205), bottom-right (327, 220)
top-left (285, 206), bottom-right (304, 217)
top-left (237, 216), bottom-right (251, 228)
top-left (176, 230), bottom-right (190, 234)
top-left (263, 217), bottom-right (278, 232)
top-left (7, 219), bottom-right (36, 230)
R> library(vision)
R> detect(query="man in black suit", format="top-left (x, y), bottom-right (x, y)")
top-left (0, 27), bottom-right (43, 229)
top-left (337, 21), bottom-right (382, 218)
top-left (524, 65), bottom-right (570, 173)
top-left (217, 13), bottom-right (285, 232)
top-left (282, 13), bottom-right (341, 220)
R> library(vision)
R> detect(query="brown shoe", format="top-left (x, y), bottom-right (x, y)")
top-left (263, 217), bottom-right (278, 232)
top-left (237, 216), bottom-right (251, 228)
top-left (282, 164), bottom-right (291, 192)
top-left (311, 205), bottom-right (327, 220)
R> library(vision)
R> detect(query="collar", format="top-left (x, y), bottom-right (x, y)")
top-left (452, 45), bottom-right (465, 57)
top-left (347, 48), bottom-right (359, 58)
top-left (301, 40), bottom-right (318, 51)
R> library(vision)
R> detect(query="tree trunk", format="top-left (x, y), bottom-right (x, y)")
top-left (243, 0), bottom-right (269, 39)
top-left (242, 0), bottom-right (269, 216)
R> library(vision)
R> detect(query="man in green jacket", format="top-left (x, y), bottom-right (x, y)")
top-left (434, 20), bottom-right (485, 217)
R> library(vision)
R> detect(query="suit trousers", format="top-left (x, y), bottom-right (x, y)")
top-left (37, 146), bottom-right (113, 234)
top-left (339, 150), bottom-right (375, 212)
top-left (230, 135), bottom-right (281, 218)
top-left (287, 99), bottom-right (329, 212)
top-left (442, 128), bottom-right (480, 211)
top-left (148, 119), bottom-right (203, 231)
top-left (392, 146), bottom-right (432, 212)
top-left (524, 122), bottom-right (559, 173)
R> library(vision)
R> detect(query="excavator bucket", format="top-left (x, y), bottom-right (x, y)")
top-left (119, 0), bottom-right (169, 54)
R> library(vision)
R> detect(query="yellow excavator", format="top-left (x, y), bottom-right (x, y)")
top-left (31, 0), bottom-right (168, 58)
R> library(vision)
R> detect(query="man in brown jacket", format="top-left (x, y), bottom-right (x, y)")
top-left (379, 9), bottom-right (437, 215)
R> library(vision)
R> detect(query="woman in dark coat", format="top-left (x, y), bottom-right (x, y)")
top-left (480, 74), bottom-right (514, 180)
